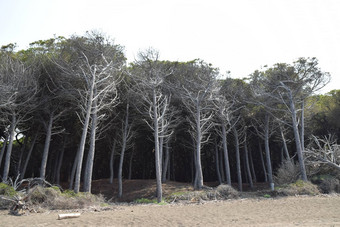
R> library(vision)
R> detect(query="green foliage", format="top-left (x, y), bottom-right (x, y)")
top-left (263, 194), bottom-right (271, 198)
top-left (0, 183), bottom-right (17, 196)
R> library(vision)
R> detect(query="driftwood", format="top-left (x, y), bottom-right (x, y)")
top-left (58, 213), bottom-right (81, 220)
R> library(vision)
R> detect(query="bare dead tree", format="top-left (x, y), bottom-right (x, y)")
top-left (0, 53), bottom-right (38, 182)
top-left (304, 135), bottom-right (340, 172)
top-left (130, 48), bottom-right (173, 202)
top-left (180, 62), bottom-right (218, 190)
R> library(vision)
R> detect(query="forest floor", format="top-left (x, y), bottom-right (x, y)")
top-left (1, 179), bottom-right (340, 226)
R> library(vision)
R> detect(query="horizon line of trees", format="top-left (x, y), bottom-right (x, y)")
top-left (0, 32), bottom-right (339, 202)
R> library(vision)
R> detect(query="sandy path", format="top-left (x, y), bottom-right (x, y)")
top-left (1, 195), bottom-right (340, 226)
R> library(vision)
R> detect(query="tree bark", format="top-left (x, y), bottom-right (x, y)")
top-left (248, 146), bottom-right (257, 183)
top-left (56, 137), bottom-right (66, 185)
top-left (300, 100), bottom-right (305, 152)
top-left (84, 94), bottom-right (98, 193)
top-left (215, 142), bottom-right (222, 184)
top-left (69, 147), bottom-right (80, 190)
top-left (16, 135), bottom-right (28, 176)
top-left (118, 103), bottom-right (129, 198)
top-left (153, 89), bottom-right (162, 202)
top-left (109, 140), bottom-right (116, 184)
top-left (40, 113), bottom-right (54, 179)
top-left (289, 94), bottom-right (308, 181)
top-left (244, 142), bottom-right (253, 189)
top-left (162, 141), bottom-right (170, 183)
top-left (221, 124), bottom-right (231, 185)
top-left (74, 74), bottom-right (96, 193)
top-left (280, 126), bottom-right (290, 160)
top-left (264, 114), bottom-right (274, 190)
top-left (258, 142), bottom-right (268, 182)
top-left (2, 114), bottom-right (16, 182)
top-left (20, 134), bottom-right (38, 180)
top-left (194, 103), bottom-right (204, 190)
top-left (232, 127), bottom-right (242, 191)
top-left (0, 134), bottom-right (9, 173)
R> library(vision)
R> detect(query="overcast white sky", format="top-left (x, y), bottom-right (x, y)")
top-left (0, 0), bottom-right (339, 93)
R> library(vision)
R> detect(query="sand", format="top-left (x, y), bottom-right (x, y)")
top-left (1, 195), bottom-right (340, 226)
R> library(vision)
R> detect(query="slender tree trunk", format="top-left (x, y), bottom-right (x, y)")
top-left (221, 124), bottom-right (231, 185)
top-left (219, 145), bottom-right (225, 182)
top-left (194, 103), bottom-right (204, 190)
top-left (69, 146), bottom-right (80, 190)
top-left (249, 146), bottom-right (257, 183)
top-left (118, 103), bottom-right (129, 198)
top-left (74, 75), bottom-right (96, 193)
top-left (84, 94), bottom-right (98, 193)
top-left (109, 140), bottom-right (116, 184)
top-left (215, 142), bottom-right (222, 184)
top-left (244, 142), bottom-right (253, 189)
top-left (232, 127), bottom-right (242, 191)
top-left (258, 142), bottom-right (268, 182)
top-left (0, 134), bottom-right (9, 174)
top-left (162, 141), bottom-right (170, 183)
top-left (289, 95), bottom-right (307, 181)
top-left (56, 137), bottom-right (66, 185)
top-left (280, 126), bottom-right (290, 160)
top-left (2, 114), bottom-right (16, 182)
top-left (153, 89), bottom-right (162, 202)
top-left (17, 135), bottom-right (28, 176)
top-left (300, 100), bottom-right (305, 152)
top-left (264, 114), bottom-right (274, 190)
top-left (40, 113), bottom-right (54, 179)
top-left (20, 134), bottom-right (38, 180)
top-left (128, 148), bottom-right (134, 180)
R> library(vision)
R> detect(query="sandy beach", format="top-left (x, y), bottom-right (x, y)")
top-left (1, 195), bottom-right (339, 226)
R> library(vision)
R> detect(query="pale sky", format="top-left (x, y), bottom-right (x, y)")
top-left (1, 0), bottom-right (339, 93)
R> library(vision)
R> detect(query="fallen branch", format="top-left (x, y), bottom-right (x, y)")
top-left (58, 213), bottom-right (81, 220)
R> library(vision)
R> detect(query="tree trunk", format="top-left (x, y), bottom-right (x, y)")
top-left (109, 140), bottom-right (116, 184)
top-left (118, 103), bottom-right (129, 198)
top-left (40, 113), bottom-right (54, 179)
top-left (194, 103), bottom-right (204, 190)
top-left (162, 141), bottom-right (170, 183)
top-left (258, 142), bottom-right (268, 182)
top-left (16, 135), bottom-right (28, 176)
top-left (74, 75), bottom-right (96, 193)
top-left (264, 114), bottom-right (274, 190)
top-left (215, 142), bottom-right (222, 184)
top-left (84, 95), bottom-right (98, 193)
top-left (221, 124), bottom-right (231, 185)
top-left (56, 137), bottom-right (66, 185)
top-left (289, 94), bottom-right (308, 181)
top-left (128, 148), bottom-right (134, 180)
top-left (69, 147), bottom-right (80, 190)
top-left (20, 134), bottom-right (38, 180)
top-left (153, 89), bottom-right (162, 203)
top-left (249, 146), bottom-right (257, 183)
top-left (300, 100), bottom-right (305, 152)
top-left (0, 134), bottom-right (9, 174)
top-left (2, 114), bottom-right (16, 182)
top-left (280, 126), bottom-right (290, 160)
top-left (244, 142), bottom-right (253, 189)
top-left (232, 127), bottom-right (242, 191)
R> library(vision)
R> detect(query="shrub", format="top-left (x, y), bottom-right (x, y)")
top-left (0, 183), bottom-right (17, 197)
top-left (274, 159), bottom-right (301, 185)
top-left (277, 180), bottom-right (320, 196)
top-left (318, 177), bottom-right (340, 194)
top-left (166, 184), bottom-right (238, 202)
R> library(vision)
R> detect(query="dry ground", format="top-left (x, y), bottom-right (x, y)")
top-left (1, 179), bottom-right (340, 226)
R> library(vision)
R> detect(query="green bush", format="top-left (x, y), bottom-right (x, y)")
top-left (0, 183), bottom-right (17, 197)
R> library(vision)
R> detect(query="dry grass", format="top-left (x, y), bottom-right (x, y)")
top-left (276, 180), bottom-right (320, 196)
top-left (274, 159), bottom-right (301, 185)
